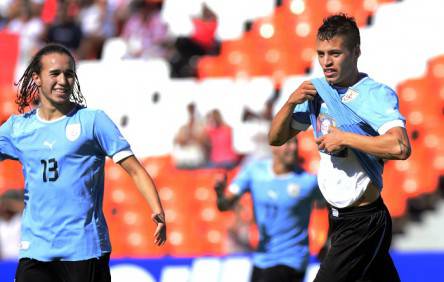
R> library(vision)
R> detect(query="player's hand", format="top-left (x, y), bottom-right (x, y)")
top-left (315, 127), bottom-right (346, 154)
top-left (152, 213), bottom-right (166, 246)
top-left (214, 173), bottom-right (227, 196)
top-left (287, 81), bottom-right (317, 106)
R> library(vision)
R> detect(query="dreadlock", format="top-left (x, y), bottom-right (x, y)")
top-left (15, 43), bottom-right (86, 113)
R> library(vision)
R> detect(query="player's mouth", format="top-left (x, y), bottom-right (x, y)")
top-left (53, 88), bottom-right (71, 98)
top-left (324, 68), bottom-right (337, 78)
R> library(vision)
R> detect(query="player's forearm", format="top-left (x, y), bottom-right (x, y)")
top-left (342, 130), bottom-right (411, 160)
top-left (216, 195), bottom-right (237, 211)
top-left (136, 173), bottom-right (165, 215)
top-left (215, 187), bottom-right (238, 211)
top-left (269, 102), bottom-right (299, 146)
top-left (121, 156), bottom-right (165, 215)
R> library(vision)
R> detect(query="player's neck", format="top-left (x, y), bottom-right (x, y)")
top-left (37, 102), bottom-right (76, 121)
top-left (272, 161), bottom-right (292, 175)
top-left (333, 70), bottom-right (361, 88)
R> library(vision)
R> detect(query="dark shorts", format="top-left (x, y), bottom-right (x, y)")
top-left (15, 253), bottom-right (111, 282)
top-left (314, 197), bottom-right (400, 282)
top-left (251, 264), bottom-right (305, 282)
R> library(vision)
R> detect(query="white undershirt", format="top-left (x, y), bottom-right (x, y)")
top-left (293, 119), bottom-right (404, 208)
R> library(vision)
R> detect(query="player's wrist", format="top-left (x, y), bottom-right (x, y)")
top-left (152, 212), bottom-right (166, 224)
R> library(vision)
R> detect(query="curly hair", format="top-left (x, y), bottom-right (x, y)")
top-left (15, 43), bottom-right (86, 113)
top-left (317, 13), bottom-right (360, 51)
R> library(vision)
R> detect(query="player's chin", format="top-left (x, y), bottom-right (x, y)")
top-left (52, 95), bottom-right (71, 105)
top-left (325, 77), bottom-right (338, 85)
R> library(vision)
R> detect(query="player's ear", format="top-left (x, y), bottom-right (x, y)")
top-left (354, 45), bottom-right (361, 59)
top-left (32, 72), bottom-right (41, 87)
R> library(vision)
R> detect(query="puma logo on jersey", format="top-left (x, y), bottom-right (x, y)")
top-left (267, 190), bottom-right (278, 200)
top-left (43, 140), bottom-right (56, 149)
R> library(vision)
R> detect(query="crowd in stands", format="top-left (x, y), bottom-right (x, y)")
top-left (172, 103), bottom-right (239, 170)
top-left (0, 0), bottom-right (220, 77)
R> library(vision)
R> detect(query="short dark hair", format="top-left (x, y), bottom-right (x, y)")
top-left (317, 13), bottom-right (360, 51)
top-left (15, 43), bottom-right (86, 113)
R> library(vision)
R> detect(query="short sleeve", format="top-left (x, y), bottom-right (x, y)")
top-left (291, 101), bottom-right (311, 131)
top-left (228, 162), bottom-right (253, 196)
top-left (93, 110), bottom-right (133, 163)
top-left (0, 117), bottom-right (18, 161)
top-left (364, 85), bottom-right (405, 134)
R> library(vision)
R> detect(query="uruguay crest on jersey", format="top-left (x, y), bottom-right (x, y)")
top-left (66, 123), bottom-right (81, 141)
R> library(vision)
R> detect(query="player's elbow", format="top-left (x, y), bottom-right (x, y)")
top-left (387, 143), bottom-right (411, 160)
top-left (268, 131), bottom-right (286, 146)
top-left (398, 144), bottom-right (411, 160)
top-left (216, 201), bottom-right (231, 212)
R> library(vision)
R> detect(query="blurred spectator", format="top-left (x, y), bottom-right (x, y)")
top-left (78, 0), bottom-right (115, 59)
top-left (0, 0), bottom-right (14, 28)
top-left (172, 102), bottom-right (208, 169)
top-left (205, 109), bottom-right (239, 169)
top-left (121, 0), bottom-right (173, 59)
top-left (243, 88), bottom-right (281, 123)
top-left (0, 189), bottom-right (23, 260)
top-left (45, 0), bottom-right (83, 57)
top-left (170, 3), bottom-right (220, 77)
top-left (6, 0), bottom-right (44, 64)
top-left (242, 88), bottom-right (282, 163)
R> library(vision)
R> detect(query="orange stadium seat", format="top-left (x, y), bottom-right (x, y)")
top-left (326, 0), bottom-right (372, 26)
top-left (297, 130), bottom-right (320, 174)
top-left (249, 7), bottom-right (313, 81)
top-left (395, 144), bottom-right (439, 200)
top-left (308, 206), bottom-right (329, 256)
top-left (141, 155), bottom-right (174, 182)
top-left (0, 31), bottom-right (19, 88)
top-left (382, 161), bottom-right (408, 218)
top-left (166, 222), bottom-right (206, 257)
top-left (197, 55), bottom-right (229, 78)
top-left (0, 160), bottom-right (24, 195)
top-left (426, 55), bottom-right (444, 116)
top-left (197, 0), bottom-right (394, 80)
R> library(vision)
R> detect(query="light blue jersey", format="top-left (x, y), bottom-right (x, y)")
top-left (228, 159), bottom-right (320, 271)
top-left (291, 74), bottom-right (405, 140)
top-left (290, 74), bottom-right (406, 207)
top-left (0, 106), bottom-right (132, 261)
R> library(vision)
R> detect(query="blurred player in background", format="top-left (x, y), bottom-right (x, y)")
top-left (269, 14), bottom-right (411, 282)
top-left (0, 43), bottom-right (166, 282)
top-left (215, 137), bottom-right (323, 282)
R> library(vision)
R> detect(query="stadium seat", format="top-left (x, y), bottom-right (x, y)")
top-left (297, 130), bottom-right (320, 174)
top-left (382, 161), bottom-right (408, 218)
top-left (397, 145), bottom-right (439, 199)
top-left (142, 155), bottom-right (174, 181)
top-left (426, 55), bottom-right (444, 117)
top-left (308, 206), bottom-right (329, 256)
top-left (197, 55), bottom-right (229, 78)
top-left (0, 31), bottom-right (19, 88)
top-left (0, 160), bottom-right (24, 195)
